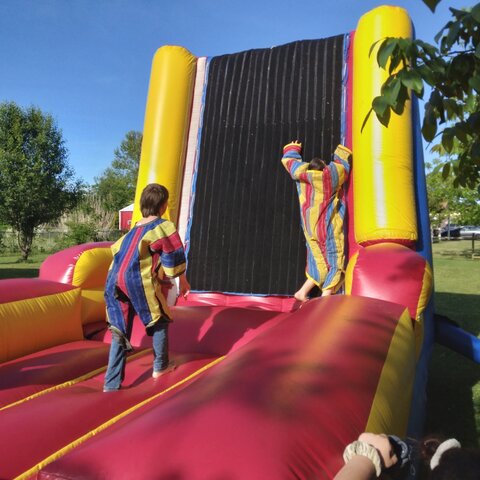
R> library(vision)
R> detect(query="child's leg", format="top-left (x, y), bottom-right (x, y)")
top-left (151, 321), bottom-right (176, 378)
top-left (103, 291), bottom-right (134, 392)
top-left (321, 288), bottom-right (333, 297)
top-left (103, 337), bottom-right (127, 391)
top-left (294, 278), bottom-right (316, 302)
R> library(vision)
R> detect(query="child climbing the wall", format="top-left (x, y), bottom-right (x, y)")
top-left (103, 183), bottom-right (190, 392)
top-left (281, 141), bottom-right (352, 302)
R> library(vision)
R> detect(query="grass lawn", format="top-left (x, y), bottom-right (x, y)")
top-left (425, 240), bottom-right (480, 447)
top-left (0, 241), bottom-right (479, 446)
top-left (0, 253), bottom-right (49, 279)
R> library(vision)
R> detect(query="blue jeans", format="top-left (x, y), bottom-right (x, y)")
top-left (103, 321), bottom-right (170, 391)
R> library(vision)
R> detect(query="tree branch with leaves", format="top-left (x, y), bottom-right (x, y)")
top-left (93, 130), bottom-right (142, 212)
top-left (367, 1), bottom-right (480, 188)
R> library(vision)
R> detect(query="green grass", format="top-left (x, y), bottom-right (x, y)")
top-left (0, 253), bottom-right (49, 279)
top-left (425, 240), bottom-right (480, 447)
top-left (0, 241), bottom-right (479, 446)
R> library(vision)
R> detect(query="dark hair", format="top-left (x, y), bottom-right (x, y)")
top-left (421, 435), bottom-right (444, 462)
top-left (418, 435), bottom-right (480, 480)
top-left (429, 448), bottom-right (480, 480)
top-left (308, 157), bottom-right (327, 171)
top-left (140, 183), bottom-right (169, 217)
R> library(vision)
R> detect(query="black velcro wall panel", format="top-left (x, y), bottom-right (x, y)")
top-left (187, 35), bottom-right (345, 295)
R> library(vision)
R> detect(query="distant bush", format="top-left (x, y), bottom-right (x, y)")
top-left (56, 222), bottom-right (99, 249)
top-left (0, 229), bottom-right (18, 253)
top-left (0, 227), bottom-right (121, 256)
top-left (55, 222), bottom-right (121, 250)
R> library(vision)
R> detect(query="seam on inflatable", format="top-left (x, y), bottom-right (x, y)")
top-left (178, 56), bottom-right (207, 243)
top-left (415, 263), bottom-right (433, 322)
top-left (365, 308), bottom-right (414, 436)
top-left (15, 355), bottom-right (226, 480)
top-left (344, 251), bottom-right (359, 294)
top-left (340, 32), bottom-right (349, 147)
top-left (0, 349), bottom-right (151, 412)
top-left (184, 57), bottom-right (210, 263)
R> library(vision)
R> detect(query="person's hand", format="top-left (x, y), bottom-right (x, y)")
top-left (179, 275), bottom-right (191, 299)
top-left (283, 140), bottom-right (302, 154)
top-left (358, 433), bottom-right (398, 469)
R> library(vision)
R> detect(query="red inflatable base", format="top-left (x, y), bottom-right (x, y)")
top-left (0, 341), bottom-right (109, 409)
top-left (1, 296), bottom-right (413, 480)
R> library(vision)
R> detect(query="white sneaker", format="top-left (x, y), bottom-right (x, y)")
top-left (152, 361), bottom-right (177, 379)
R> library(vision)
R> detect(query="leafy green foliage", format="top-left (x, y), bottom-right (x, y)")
top-left (57, 221), bottom-right (100, 249)
top-left (0, 230), bottom-right (5, 254)
top-left (367, 2), bottom-right (480, 188)
top-left (0, 102), bottom-right (83, 260)
top-left (93, 130), bottom-right (142, 212)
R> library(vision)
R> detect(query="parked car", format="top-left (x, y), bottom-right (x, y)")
top-left (440, 224), bottom-right (462, 238)
top-left (459, 225), bottom-right (480, 239)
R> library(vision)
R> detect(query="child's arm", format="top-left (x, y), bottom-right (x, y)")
top-left (281, 140), bottom-right (309, 180)
top-left (325, 145), bottom-right (352, 189)
top-left (331, 145), bottom-right (352, 174)
top-left (153, 269), bottom-right (190, 299)
top-left (150, 223), bottom-right (187, 280)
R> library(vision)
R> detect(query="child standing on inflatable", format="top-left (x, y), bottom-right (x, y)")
top-left (281, 141), bottom-right (351, 301)
top-left (103, 183), bottom-right (190, 392)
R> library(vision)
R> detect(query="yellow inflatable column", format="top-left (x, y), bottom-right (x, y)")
top-left (133, 46), bottom-right (197, 226)
top-left (353, 6), bottom-right (417, 246)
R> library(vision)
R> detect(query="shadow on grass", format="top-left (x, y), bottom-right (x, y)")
top-left (435, 247), bottom-right (480, 259)
top-left (426, 292), bottom-right (480, 447)
top-left (0, 268), bottom-right (39, 280)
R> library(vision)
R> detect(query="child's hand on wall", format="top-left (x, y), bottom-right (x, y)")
top-left (283, 140), bottom-right (302, 154)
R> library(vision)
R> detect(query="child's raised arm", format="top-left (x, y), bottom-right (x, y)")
top-left (281, 140), bottom-right (309, 180)
top-left (331, 145), bottom-right (352, 175)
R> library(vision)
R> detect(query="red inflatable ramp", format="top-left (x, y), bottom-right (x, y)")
top-left (91, 304), bottom-right (289, 354)
top-left (0, 351), bottom-right (218, 480)
top-left (38, 296), bottom-right (415, 480)
top-left (0, 341), bottom-right (109, 410)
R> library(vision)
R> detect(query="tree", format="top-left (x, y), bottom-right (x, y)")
top-left (94, 130), bottom-right (142, 212)
top-left (427, 146), bottom-right (480, 227)
top-left (427, 164), bottom-right (480, 230)
top-left (0, 102), bottom-right (82, 260)
top-left (367, 1), bottom-right (480, 188)
top-left (427, 159), bottom-right (463, 230)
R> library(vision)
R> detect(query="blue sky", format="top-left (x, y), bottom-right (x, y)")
top-left (0, 0), bottom-right (458, 184)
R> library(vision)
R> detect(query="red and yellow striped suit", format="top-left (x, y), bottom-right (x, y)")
top-left (282, 143), bottom-right (351, 292)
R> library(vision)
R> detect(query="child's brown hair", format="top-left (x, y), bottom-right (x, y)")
top-left (308, 157), bottom-right (328, 171)
top-left (140, 183), bottom-right (169, 217)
